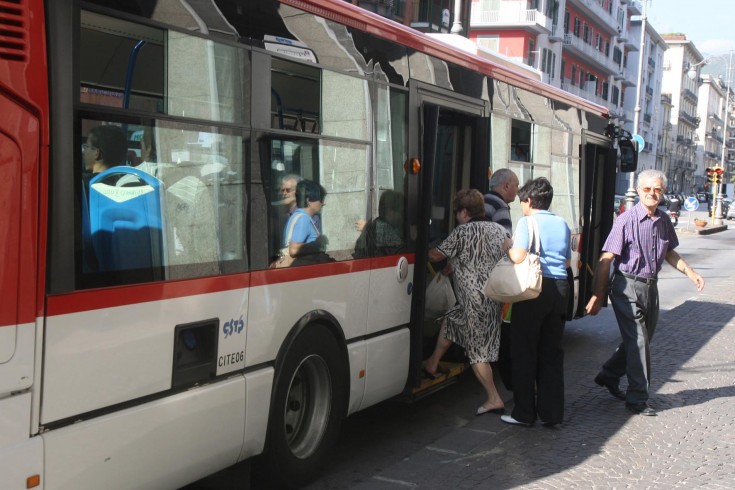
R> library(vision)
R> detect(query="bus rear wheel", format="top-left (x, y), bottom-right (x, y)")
top-left (262, 325), bottom-right (347, 488)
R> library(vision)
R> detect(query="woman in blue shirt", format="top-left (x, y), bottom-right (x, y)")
top-left (501, 177), bottom-right (571, 428)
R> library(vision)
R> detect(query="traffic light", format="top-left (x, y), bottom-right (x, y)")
top-left (714, 166), bottom-right (724, 185)
top-left (706, 167), bottom-right (715, 184)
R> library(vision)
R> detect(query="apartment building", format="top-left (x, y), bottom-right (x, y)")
top-left (622, 18), bottom-right (667, 175)
top-left (661, 34), bottom-right (704, 193)
top-left (695, 75), bottom-right (728, 191)
top-left (468, 0), bottom-right (642, 125)
top-left (728, 95), bottom-right (735, 182)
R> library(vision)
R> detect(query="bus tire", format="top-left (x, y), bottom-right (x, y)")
top-left (263, 324), bottom-right (347, 488)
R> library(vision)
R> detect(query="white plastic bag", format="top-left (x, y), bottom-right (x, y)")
top-left (425, 273), bottom-right (456, 318)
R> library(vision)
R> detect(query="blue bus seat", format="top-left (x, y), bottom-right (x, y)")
top-left (88, 166), bottom-right (166, 272)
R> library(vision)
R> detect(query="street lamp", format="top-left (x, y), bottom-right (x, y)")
top-left (687, 50), bottom-right (733, 225)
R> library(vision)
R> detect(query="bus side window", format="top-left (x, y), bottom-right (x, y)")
top-left (354, 190), bottom-right (405, 258)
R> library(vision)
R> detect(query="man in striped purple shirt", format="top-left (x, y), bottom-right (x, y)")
top-left (585, 170), bottom-right (705, 416)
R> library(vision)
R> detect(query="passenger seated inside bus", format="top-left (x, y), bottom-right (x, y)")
top-left (81, 124), bottom-right (129, 273)
top-left (118, 127), bottom-right (159, 186)
top-left (510, 144), bottom-right (529, 162)
top-left (82, 124), bottom-right (128, 182)
top-left (272, 179), bottom-right (332, 267)
top-left (353, 190), bottom-right (405, 258)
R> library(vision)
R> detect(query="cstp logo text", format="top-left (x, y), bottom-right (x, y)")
top-left (223, 316), bottom-right (245, 338)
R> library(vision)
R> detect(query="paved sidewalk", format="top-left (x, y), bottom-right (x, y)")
top-left (353, 244), bottom-right (735, 489)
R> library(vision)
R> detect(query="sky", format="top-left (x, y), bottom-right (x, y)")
top-left (646, 0), bottom-right (735, 65)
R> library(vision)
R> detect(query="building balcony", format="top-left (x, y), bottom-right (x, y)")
top-left (620, 68), bottom-right (636, 86)
top-left (548, 24), bottom-right (564, 43)
top-left (645, 86), bottom-right (654, 97)
top-left (613, 65), bottom-right (626, 80)
top-left (566, 0), bottom-right (618, 35)
top-left (679, 111), bottom-right (700, 128)
top-left (682, 88), bottom-right (698, 104)
top-left (661, 93), bottom-right (673, 106)
top-left (643, 113), bottom-right (652, 124)
top-left (563, 33), bottom-right (619, 74)
top-left (628, 1), bottom-right (643, 15)
top-left (470, 4), bottom-right (552, 34)
top-left (707, 130), bottom-right (724, 143)
top-left (560, 80), bottom-right (609, 108)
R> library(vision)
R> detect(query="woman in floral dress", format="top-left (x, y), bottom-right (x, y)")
top-left (423, 189), bottom-right (510, 415)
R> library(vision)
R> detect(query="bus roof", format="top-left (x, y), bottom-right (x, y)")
top-left (281, 0), bottom-right (610, 119)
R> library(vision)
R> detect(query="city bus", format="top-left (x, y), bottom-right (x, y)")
top-left (0, 0), bottom-right (626, 488)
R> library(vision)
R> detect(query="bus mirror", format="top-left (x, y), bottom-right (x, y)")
top-left (619, 138), bottom-right (638, 173)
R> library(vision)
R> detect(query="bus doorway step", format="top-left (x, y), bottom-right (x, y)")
top-left (404, 362), bottom-right (467, 402)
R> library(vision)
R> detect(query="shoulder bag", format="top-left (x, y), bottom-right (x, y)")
top-left (483, 215), bottom-right (542, 303)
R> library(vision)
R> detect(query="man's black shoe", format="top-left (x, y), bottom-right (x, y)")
top-left (625, 402), bottom-right (657, 416)
top-left (594, 374), bottom-right (626, 401)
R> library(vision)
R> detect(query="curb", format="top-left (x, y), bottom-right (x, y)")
top-left (695, 224), bottom-right (728, 235)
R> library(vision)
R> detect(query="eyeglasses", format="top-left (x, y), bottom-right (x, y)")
top-left (640, 186), bottom-right (664, 195)
top-left (81, 143), bottom-right (97, 152)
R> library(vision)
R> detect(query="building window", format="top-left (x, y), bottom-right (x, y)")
top-left (476, 35), bottom-right (500, 52)
top-left (528, 39), bottom-right (536, 68)
top-left (613, 47), bottom-right (622, 65)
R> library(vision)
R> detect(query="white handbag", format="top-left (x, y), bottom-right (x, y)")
top-left (483, 216), bottom-right (542, 303)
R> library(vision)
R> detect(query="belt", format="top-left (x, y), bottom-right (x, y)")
top-left (615, 270), bottom-right (657, 285)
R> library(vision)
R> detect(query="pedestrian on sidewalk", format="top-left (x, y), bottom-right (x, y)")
top-left (500, 177), bottom-right (571, 428)
top-left (585, 170), bottom-right (705, 416)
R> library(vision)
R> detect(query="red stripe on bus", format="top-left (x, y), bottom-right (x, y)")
top-left (45, 254), bottom-right (416, 316)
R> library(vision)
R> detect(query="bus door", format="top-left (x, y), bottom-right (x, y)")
top-left (407, 88), bottom-right (489, 393)
top-left (577, 134), bottom-right (617, 317)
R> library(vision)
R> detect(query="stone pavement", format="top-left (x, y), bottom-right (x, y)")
top-left (351, 233), bottom-right (735, 489)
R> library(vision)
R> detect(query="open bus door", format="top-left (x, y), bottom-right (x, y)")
top-left (406, 88), bottom-right (489, 398)
top-left (577, 136), bottom-right (617, 317)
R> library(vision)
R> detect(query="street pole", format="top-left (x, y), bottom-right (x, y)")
top-left (714, 50), bottom-right (733, 226)
top-left (626, 0), bottom-right (647, 210)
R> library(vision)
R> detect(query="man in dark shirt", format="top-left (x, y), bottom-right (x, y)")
top-left (484, 168), bottom-right (519, 237)
top-left (586, 170), bottom-right (705, 416)
top-left (484, 168), bottom-right (519, 391)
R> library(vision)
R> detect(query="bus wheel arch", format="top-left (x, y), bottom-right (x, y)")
top-left (261, 316), bottom-right (349, 487)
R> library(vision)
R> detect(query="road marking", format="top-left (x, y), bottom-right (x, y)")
top-left (372, 476), bottom-right (418, 487)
